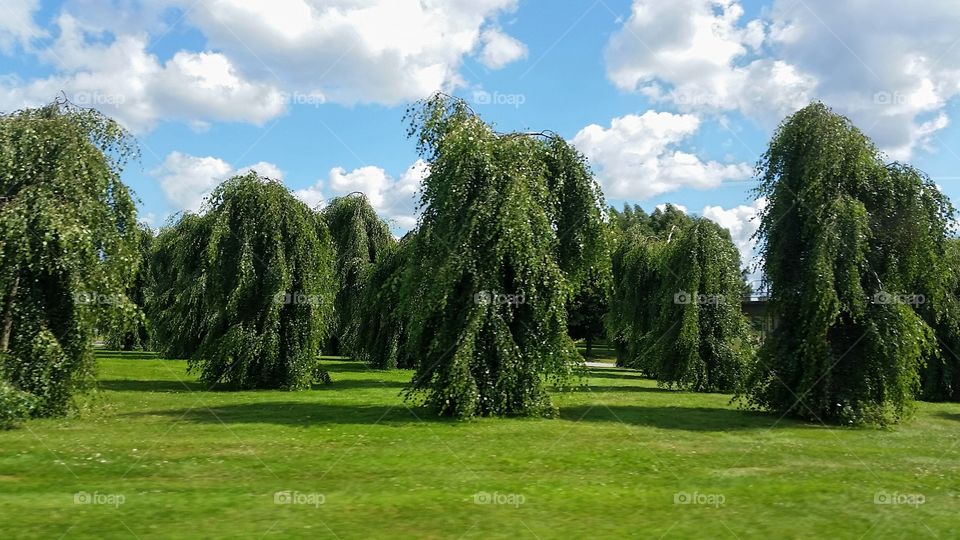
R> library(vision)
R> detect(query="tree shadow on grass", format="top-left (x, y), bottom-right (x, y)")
top-left (573, 385), bottom-right (671, 393)
top-left (585, 369), bottom-right (650, 381)
top-left (99, 378), bottom-right (408, 393)
top-left (935, 412), bottom-right (960, 422)
top-left (126, 401), bottom-right (442, 426)
top-left (559, 405), bottom-right (796, 431)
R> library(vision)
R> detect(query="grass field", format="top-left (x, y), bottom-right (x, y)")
top-left (1, 351), bottom-right (959, 539)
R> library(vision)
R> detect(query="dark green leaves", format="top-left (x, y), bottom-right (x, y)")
top-left (148, 173), bottom-right (336, 390)
top-left (401, 94), bottom-right (606, 418)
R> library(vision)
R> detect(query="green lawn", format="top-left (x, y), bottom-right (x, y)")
top-left (1, 351), bottom-right (959, 539)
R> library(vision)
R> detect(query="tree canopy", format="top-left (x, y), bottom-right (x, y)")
top-left (0, 100), bottom-right (140, 416)
top-left (401, 94), bottom-right (606, 418)
top-left (747, 102), bottom-right (951, 425)
top-left (148, 172), bottom-right (336, 389)
top-left (321, 193), bottom-right (395, 356)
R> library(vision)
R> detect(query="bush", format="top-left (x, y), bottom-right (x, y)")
top-left (0, 379), bottom-right (35, 430)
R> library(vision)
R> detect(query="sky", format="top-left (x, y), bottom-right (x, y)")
top-left (3, 0), bottom-right (960, 280)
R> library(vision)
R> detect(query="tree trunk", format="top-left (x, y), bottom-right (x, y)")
top-left (585, 336), bottom-right (593, 359)
top-left (1, 274), bottom-right (19, 353)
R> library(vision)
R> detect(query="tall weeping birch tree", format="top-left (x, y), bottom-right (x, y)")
top-left (401, 94), bottom-right (606, 418)
top-left (747, 103), bottom-right (948, 425)
top-left (0, 100), bottom-right (140, 417)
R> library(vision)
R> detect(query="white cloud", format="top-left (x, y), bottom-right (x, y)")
top-left (701, 197), bottom-right (765, 269)
top-left (294, 159), bottom-right (429, 229)
top-left (477, 27), bottom-right (528, 69)
top-left (605, 0), bottom-right (960, 159)
top-left (606, 0), bottom-right (815, 127)
top-left (153, 152), bottom-right (284, 214)
top-left (174, 0), bottom-right (523, 105)
top-left (1, 1), bottom-right (523, 130)
top-left (0, 15), bottom-right (285, 132)
top-left (572, 111), bottom-right (752, 200)
top-left (0, 0), bottom-right (43, 53)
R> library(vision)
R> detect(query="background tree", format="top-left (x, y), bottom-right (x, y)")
top-left (105, 222), bottom-right (154, 350)
top-left (321, 193), bottom-right (395, 356)
top-left (566, 267), bottom-right (608, 358)
top-left (355, 234), bottom-right (414, 369)
top-left (921, 237), bottom-right (960, 401)
top-left (606, 204), bottom-right (693, 366)
top-left (646, 218), bottom-right (753, 392)
top-left (149, 172), bottom-right (336, 389)
top-left (402, 94), bottom-right (606, 418)
top-left (747, 103), bottom-right (943, 425)
top-left (0, 100), bottom-right (139, 417)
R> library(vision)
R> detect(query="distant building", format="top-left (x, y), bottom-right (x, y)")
top-left (742, 295), bottom-right (776, 337)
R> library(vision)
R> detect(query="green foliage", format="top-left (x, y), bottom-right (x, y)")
top-left (608, 215), bottom-right (753, 391)
top-left (148, 173), bottom-right (336, 389)
top-left (355, 234), bottom-right (414, 369)
top-left (0, 378), bottom-right (34, 429)
top-left (566, 267), bottom-right (609, 358)
top-left (0, 100), bottom-right (140, 416)
top-left (321, 194), bottom-right (395, 356)
top-left (605, 204), bottom-right (695, 367)
top-left (401, 94), bottom-right (606, 418)
top-left (105, 222), bottom-right (154, 350)
top-left (747, 102), bottom-right (946, 425)
top-left (647, 218), bottom-right (753, 392)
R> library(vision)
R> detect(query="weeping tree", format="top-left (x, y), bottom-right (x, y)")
top-left (401, 94), bottom-right (606, 418)
top-left (567, 266), bottom-right (609, 358)
top-left (606, 204), bottom-right (693, 366)
top-left (105, 222), bottom-right (154, 350)
top-left (646, 218), bottom-right (753, 392)
top-left (321, 193), bottom-right (395, 356)
top-left (148, 173), bottom-right (336, 389)
top-left (922, 238), bottom-right (960, 401)
top-left (355, 234), bottom-right (414, 369)
top-left (0, 100), bottom-right (140, 417)
top-left (747, 102), bottom-right (947, 425)
top-left (606, 226), bottom-right (664, 369)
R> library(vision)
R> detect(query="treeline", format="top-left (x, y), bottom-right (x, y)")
top-left (2, 96), bottom-right (959, 428)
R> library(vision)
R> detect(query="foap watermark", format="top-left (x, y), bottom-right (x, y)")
top-left (75, 91), bottom-right (126, 106)
top-left (474, 290), bottom-right (525, 306)
top-left (871, 291), bottom-right (925, 306)
top-left (472, 90), bottom-right (526, 108)
top-left (274, 490), bottom-right (325, 507)
top-left (74, 292), bottom-right (125, 305)
top-left (673, 491), bottom-right (725, 507)
top-left (274, 292), bottom-right (326, 307)
top-left (673, 291), bottom-right (724, 306)
top-left (74, 491), bottom-right (125, 508)
top-left (874, 490), bottom-right (925, 507)
top-left (273, 91), bottom-right (325, 108)
top-left (873, 91), bottom-right (913, 107)
top-left (669, 90), bottom-right (724, 108)
top-left (473, 491), bottom-right (525, 507)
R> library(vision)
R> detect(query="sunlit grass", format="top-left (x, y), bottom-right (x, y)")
top-left (1, 351), bottom-right (958, 538)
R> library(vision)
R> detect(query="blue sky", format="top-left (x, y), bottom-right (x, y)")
top-left (2, 0), bottom-right (960, 275)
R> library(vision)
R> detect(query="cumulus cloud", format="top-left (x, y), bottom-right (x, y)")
top-left (0, 15), bottom-right (285, 132)
top-left (174, 0), bottom-right (524, 105)
top-left (478, 27), bottom-right (528, 69)
top-left (0, 0), bottom-right (43, 53)
top-left (572, 111), bottom-right (752, 200)
top-left (153, 152), bottom-right (284, 214)
top-left (701, 197), bottom-right (765, 270)
top-left (605, 0), bottom-right (960, 159)
top-left (0, 1), bottom-right (524, 130)
top-left (294, 159), bottom-right (429, 230)
top-left (606, 0), bottom-right (815, 126)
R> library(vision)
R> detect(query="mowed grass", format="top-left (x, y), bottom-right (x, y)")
top-left (1, 352), bottom-right (959, 539)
